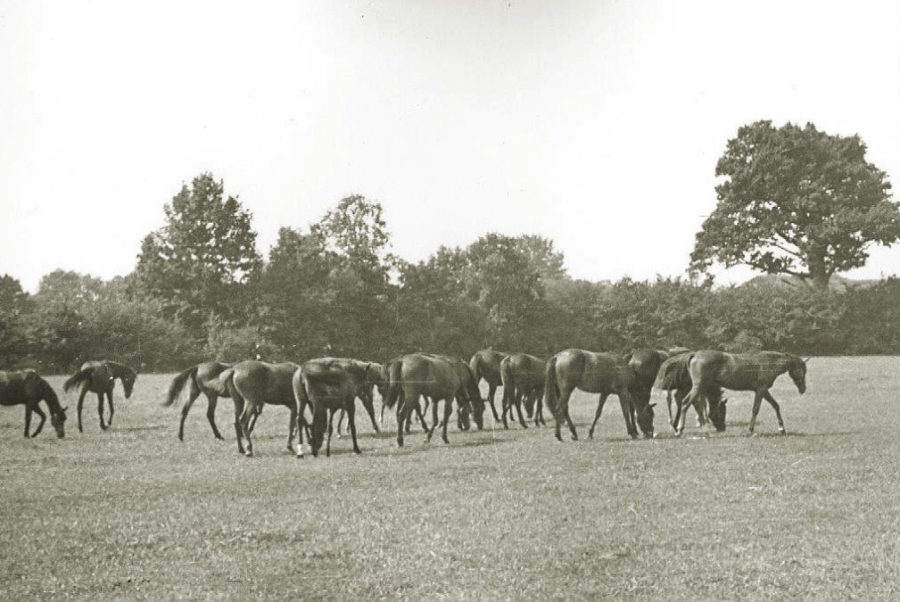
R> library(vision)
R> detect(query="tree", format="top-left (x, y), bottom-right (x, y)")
top-left (513, 235), bottom-right (568, 280)
top-left (135, 173), bottom-right (262, 337)
top-left (691, 121), bottom-right (899, 289)
top-left (0, 275), bottom-right (33, 367)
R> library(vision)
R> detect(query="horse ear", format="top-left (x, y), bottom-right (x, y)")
top-left (802, 357), bottom-right (810, 364)
top-left (648, 402), bottom-right (657, 409)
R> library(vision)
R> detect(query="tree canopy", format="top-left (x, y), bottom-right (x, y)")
top-left (135, 173), bottom-right (262, 336)
top-left (691, 121), bottom-right (899, 288)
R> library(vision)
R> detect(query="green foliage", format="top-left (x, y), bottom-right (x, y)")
top-left (135, 173), bottom-right (262, 337)
top-left (0, 275), bottom-right (33, 367)
top-left (692, 121), bottom-right (899, 288)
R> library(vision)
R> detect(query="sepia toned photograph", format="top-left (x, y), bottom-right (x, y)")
top-left (1, 1), bottom-right (899, 599)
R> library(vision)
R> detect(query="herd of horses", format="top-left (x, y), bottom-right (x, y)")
top-left (0, 347), bottom-right (809, 457)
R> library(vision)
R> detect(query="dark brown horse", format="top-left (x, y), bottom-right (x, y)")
top-left (499, 353), bottom-right (546, 429)
top-left (385, 353), bottom-right (484, 447)
top-left (469, 349), bottom-right (507, 423)
top-left (293, 358), bottom-right (370, 457)
top-left (654, 351), bottom-right (726, 432)
top-left (673, 351), bottom-right (807, 436)
top-left (328, 359), bottom-right (385, 436)
top-left (623, 348), bottom-right (665, 438)
top-left (224, 360), bottom-right (302, 456)
top-left (63, 360), bottom-right (136, 432)
top-left (0, 370), bottom-right (67, 438)
top-left (163, 361), bottom-right (232, 440)
top-left (544, 349), bottom-right (646, 442)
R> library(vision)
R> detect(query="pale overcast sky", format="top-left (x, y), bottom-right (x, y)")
top-left (1, 0), bottom-right (899, 291)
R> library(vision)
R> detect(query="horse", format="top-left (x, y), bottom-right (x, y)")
top-left (385, 353), bottom-right (484, 447)
top-left (469, 349), bottom-right (508, 423)
top-left (499, 353), bottom-right (546, 429)
top-left (672, 350), bottom-right (807, 436)
top-left (0, 370), bottom-right (68, 438)
top-left (622, 348), bottom-right (665, 438)
top-left (325, 359), bottom-right (385, 436)
top-left (654, 351), bottom-right (726, 432)
top-left (63, 360), bottom-right (136, 432)
top-left (163, 361), bottom-right (232, 440)
top-left (543, 348), bottom-right (649, 442)
top-left (223, 360), bottom-right (304, 456)
top-left (293, 358), bottom-right (372, 457)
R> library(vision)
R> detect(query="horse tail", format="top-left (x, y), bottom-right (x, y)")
top-left (383, 359), bottom-right (403, 409)
top-left (543, 354), bottom-right (560, 412)
top-left (63, 366), bottom-right (92, 394)
top-left (163, 365), bottom-right (198, 407)
top-left (468, 354), bottom-right (482, 384)
top-left (500, 356), bottom-right (515, 405)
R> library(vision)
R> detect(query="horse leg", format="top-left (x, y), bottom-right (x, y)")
top-left (106, 391), bottom-right (115, 429)
top-left (674, 386), bottom-right (701, 436)
top-left (24, 405), bottom-right (32, 438)
top-left (763, 391), bottom-right (787, 434)
top-left (666, 390), bottom-right (674, 428)
top-left (441, 399), bottom-right (454, 444)
top-left (514, 390), bottom-right (528, 429)
top-left (178, 387), bottom-right (200, 441)
top-left (535, 391), bottom-right (545, 427)
top-left (97, 392), bottom-right (108, 430)
top-left (500, 388), bottom-right (511, 430)
top-left (346, 400), bottom-right (361, 454)
top-left (238, 402), bottom-right (256, 457)
top-left (619, 394), bottom-right (638, 440)
top-left (396, 397), bottom-right (406, 448)
top-left (286, 404), bottom-right (297, 452)
top-left (426, 395), bottom-right (440, 442)
top-left (362, 393), bottom-right (379, 433)
top-left (232, 396), bottom-right (246, 455)
top-left (326, 408), bottom-right (335, 457)
top-left (29, 403), bottom-right (46, 437)
top-left (588, 393), bottom-right (609, 439)
top-left (487, 384), bottom-right (501, 422)
top-left (77, 387), bottom-right (88, 433)
top-left (416, 401), bottom-right (428, 432)
top-left (748, 390), bottom-right (765, 435)
top-left (336, 408), bottom-right (346, 438)
top-left (205, 394), bottom-right (224, 440)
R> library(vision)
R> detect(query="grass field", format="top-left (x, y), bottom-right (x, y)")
top-left (1, 357), bottom-right (899, 600)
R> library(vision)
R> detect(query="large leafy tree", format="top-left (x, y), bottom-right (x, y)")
top-left (135, 173), bottom-right (262, 337)
top-left (0, 275), bottom-right (33, 366)
top-left (691, 121), bottom-right (899, 288)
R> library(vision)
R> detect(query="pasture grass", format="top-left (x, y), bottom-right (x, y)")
top-left (1, 357), bottom-right (899, 600)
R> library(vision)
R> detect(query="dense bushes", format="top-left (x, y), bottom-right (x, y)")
top-left (2, 268), bottom-right (898, 373)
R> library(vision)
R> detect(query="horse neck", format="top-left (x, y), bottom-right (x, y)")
top-left (39, 380), bottom-right (64, 415)
top-left (106, 361), bottom-right (133, 381)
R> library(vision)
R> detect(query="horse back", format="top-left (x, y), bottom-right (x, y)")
top-left (555, 349), bottom-right (630, 394)
top-left (401, 353), bottom-right (461, 399)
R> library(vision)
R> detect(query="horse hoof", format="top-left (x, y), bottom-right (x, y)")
top-left (244, 451), bottom-right (253, 457)
top-left (778, 428), bottom-right (786, 435)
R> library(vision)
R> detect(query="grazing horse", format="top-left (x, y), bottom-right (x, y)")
top-left (293, 358), bottom-right (370, 457)
top-left (654, 351), bottom-right (726, 432)
top-left (326, 359), bottom-right (385, 436)
top-left (469, 349), bottom-right (507, 423)
top-left (163, 361), bottom-right (233, 440)
top-left (673, 351), bottom-right (807, 436)
top-left (385, 353), bottom-right (484, 447)
top-left (224, 360), bottom-right (302, 457)
top-left (0, 370), bottom-right (68, 438)
top-left (499, 353), bottom-right (546, 429)
top-left (623, 349), bottom-right (665, 438)
top-left (63, 360), bottom-right (136, 432)
top-left (544, 349), bottom-right (647, 442)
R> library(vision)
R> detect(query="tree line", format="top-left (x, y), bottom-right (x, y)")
top-left (2, 120), bottom-right (899, 371)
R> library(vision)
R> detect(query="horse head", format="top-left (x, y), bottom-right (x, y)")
top-left (708, 397), bottom-right (727, 432)
top-left (789, 357), bottom-right (808, 395)
top-left (122, 372), bottom-right (137, 398)
top-left (635, 400), bottom-right (656, 439)
top-left (51, 406), bottom-right (68, 438)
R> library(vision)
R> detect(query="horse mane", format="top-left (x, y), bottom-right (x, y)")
top-left (105, 361), bottom-right (136, 380)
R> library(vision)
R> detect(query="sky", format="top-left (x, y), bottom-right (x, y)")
top-left (1, 0), bottom-right (899, 292)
